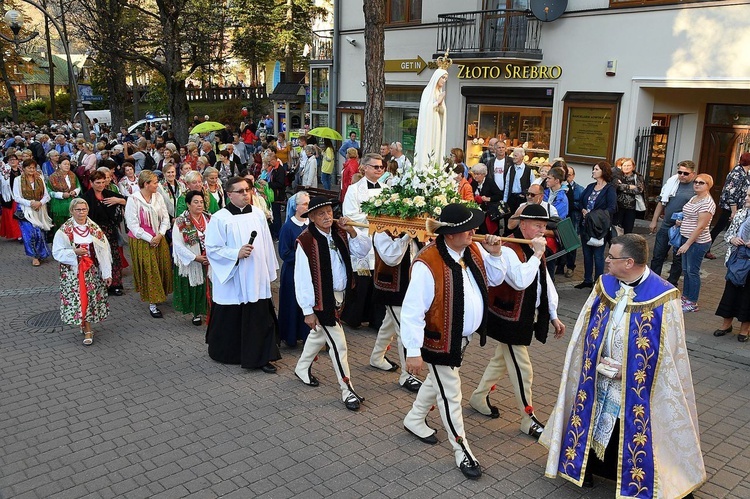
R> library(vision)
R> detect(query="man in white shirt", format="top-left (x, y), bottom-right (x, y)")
top-left (294, 196), bottom-right (372, 411)
top-left (389, 142), bottom-right (412, 174)
top-left (491, 141), bottom-right (508, 195)
top-left (205, 177), bottom-right (280, 373)
top-left (470, 204), bottom-right (566, 439)
top-left (401, 204), bottom-right (507, 480)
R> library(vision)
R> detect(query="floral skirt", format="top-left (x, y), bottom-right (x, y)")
top-left (129, 237), bottom-right (173, 303)
top-left (100, 223), bottom-right (123, 287)
top-left (59, 262), bottom-right (109, 327)
top-left (172, 265), bottom-right (208, 316)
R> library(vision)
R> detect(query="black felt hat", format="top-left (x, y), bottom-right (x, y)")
top-left (434, 203), bottom-right (484, 235)
top-left (510, 203), bottom-right (552, 222)
top-left (301, 196), bottom-right (339, 218)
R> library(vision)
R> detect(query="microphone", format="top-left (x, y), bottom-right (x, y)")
top-left (248, 230), bottom-right (257, 245)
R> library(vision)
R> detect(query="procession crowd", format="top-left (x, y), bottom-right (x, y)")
top-left (2, 112), bottom-right (748, 497)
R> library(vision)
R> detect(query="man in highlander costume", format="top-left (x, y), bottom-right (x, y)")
top-left (540, 234), bottom-right (705, 498)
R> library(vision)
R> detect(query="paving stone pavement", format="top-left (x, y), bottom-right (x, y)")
top-left (1, 223), bottom-right (749, 499)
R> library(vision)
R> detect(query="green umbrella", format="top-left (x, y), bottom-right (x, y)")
top-left (308, 126), bottom-right (343, 141)
top-left (190, 121), bottom-right (226, 134)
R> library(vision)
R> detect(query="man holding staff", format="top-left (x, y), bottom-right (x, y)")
top-left (401, 203), bottom-right (507, 480)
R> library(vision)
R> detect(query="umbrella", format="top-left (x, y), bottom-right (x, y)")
top-left (308, 127), bottom-right (343, 141)
top-left (190, 121), bottom-right (226, 134)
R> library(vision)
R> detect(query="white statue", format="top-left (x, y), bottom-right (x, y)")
top-left (413, 53), bottom-right (452, 170)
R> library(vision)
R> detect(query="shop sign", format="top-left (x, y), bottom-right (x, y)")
top-left (384, 56), bottom-right (428, 75)
top-left (457, 64), bottom-right (562, 80)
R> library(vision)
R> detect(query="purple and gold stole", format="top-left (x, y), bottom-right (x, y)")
top-left (557, 273), bottom-right (679, 498)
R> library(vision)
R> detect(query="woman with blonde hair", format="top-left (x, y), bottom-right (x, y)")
top-left (176, 171), bottom-right (219, 214)
top-left (203, 166), bottom-right (225, 210)
top-left (125, 170), bottom-right (173, 318)
top-left (52, 198), bottom-right (112, 345)
top-left (676, 173), bottom-right (716, 312)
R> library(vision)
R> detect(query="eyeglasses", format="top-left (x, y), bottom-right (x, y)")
top-left (525, 192), bottom-right (541, 197)
top-left (677, 171), bottom-right (692, 176)
top-left (230, 188), bottom-right (251, 194)
top-left (693, 181), bottom-right (707, 185)
top-left (605, 254), bottom-right (631, 260)
top-left (72, 208), bottom-right (88, 212)
top-left (365, 164), bottom-right (385, 170)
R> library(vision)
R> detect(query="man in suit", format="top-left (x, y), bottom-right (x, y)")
top-left (470, 163), bottom-right (503, 235)
top-left (503, 147), bottom-right (536, 235)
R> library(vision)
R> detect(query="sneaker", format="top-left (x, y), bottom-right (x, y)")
top-left (682, 300), bottom-right (699, 313)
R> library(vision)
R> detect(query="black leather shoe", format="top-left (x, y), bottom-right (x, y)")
top-left (108, 286), bottom-right (123, 296)
top-left (295, 371), bottom-right (320, 387)
top-left (574, 281), bottom-right (593, 289)
top-left (401, 377), bottom-right (422, 393)
top-left (459, 457), bottom-right (482, 479)
top-left (260, 363), bottom-right (277, 374)
top-left (149, 306), bottom-right (163, 318)
top-left (344, 394), bottom-right (360, 411)
top-left (192, 316), bottom-right (202, 326)
top-left (404, 425), bottom-right (437, 445)
top-left (739, 334), bottom-right (749, 343)
top-left (713, 327), bottom-right (731, 337)
top-left (582, 472), bottom-right (594, 488)
top-left (527, 421), bottom-right (545, 440)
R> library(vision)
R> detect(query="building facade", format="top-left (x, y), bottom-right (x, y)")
top-left (333, 0), bottom-right (750, 210)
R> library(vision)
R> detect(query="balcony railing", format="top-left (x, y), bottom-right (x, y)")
top-left (435, 9), bottom-right (542, 60)
top-left (310, 30), bottom-right (333, 61)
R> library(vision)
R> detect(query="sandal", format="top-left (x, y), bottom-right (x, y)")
top-left (32, 258), bottom-right (41, 267)
top-left (83, 332), bottom-right (94, 346)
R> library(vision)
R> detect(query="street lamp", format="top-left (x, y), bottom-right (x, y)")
top-left (1, 3), bottom-right (89, 137)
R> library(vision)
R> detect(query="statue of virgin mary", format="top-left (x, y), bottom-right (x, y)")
top-left (413, 64), bottom-right (449, 170)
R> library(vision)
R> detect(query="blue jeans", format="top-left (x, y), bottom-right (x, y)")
top-left (321, 172), bottom-right (332, 190)
top-left (650, 224), bottom-right (682, 285)
top-left (681, 236), bottom-right (710, 302)
top-left (582, 243), bottom-right (605, 284)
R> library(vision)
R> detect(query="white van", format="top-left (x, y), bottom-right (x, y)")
top-left (73, 110), bottom-right (112, 126)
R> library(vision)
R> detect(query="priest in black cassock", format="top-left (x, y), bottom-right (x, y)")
top-left (205, 176), bottom-right (281, 373)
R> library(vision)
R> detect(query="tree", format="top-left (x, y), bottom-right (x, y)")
top-left (231, 0), bottom-right (325, 85)
top-left (0, 39), bottom-right (20, 123)
top-left (362, 1), bottom-right (385, 154)
top-left (116, 0), bottom-right (228, 143)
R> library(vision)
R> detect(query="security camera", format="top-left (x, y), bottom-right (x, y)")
top-left (346, 36), bottom-right (356, 46)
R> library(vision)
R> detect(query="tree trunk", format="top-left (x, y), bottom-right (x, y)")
top-left (43, 0), bottom-right (55, 120)
top-left (0, 42), bottom-right (19, 123)
top-left (362, 1), bottom-right (386, 154)
top-left (169, 77), bottom-right (190, 144)
top-left (284, 0), bottom-right (294, 82)
top-left (108, 57), bottom-right (127, 132)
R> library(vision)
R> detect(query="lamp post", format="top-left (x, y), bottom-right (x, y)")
top-left (1, 3), bottom-right (89, 137)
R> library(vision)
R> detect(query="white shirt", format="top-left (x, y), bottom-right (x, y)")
top-left (294, 229), bottom-right (372, 316)
top-left (492, 157), bottom-right (507, 191)
top-left (205, 206), bottom-right (278, 305)
top-left (400, 243), bottom-right (507, 357)
top-left (373, 232), bottom-right (419, 267)
top-left (342, 177), bottom-right (383, 270)
top-left (501, 249), bottom-right (559, 321)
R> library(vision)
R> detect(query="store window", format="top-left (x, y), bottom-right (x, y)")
top-left (560, 92), bottom-right (622, 164)
top-left (387, 0), bottom-right (422, 25)
top-left (310, 67), bottom-right (329, 129)
top-left (384, 86), bottom-right (421, 158)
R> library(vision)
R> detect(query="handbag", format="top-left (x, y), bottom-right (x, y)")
top-left (13, 209), bottom-right (25, 221)
top-left (635, 194), bottom-right (646, 212)
top-left (488, 201), bottom-right (511, 221)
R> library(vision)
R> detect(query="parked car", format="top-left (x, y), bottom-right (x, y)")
top-left (127, 116), bottom-right (170, 135)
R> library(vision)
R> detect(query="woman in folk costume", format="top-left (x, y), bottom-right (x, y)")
top-left (413, 53), bottom-right (450, 169)
top-left (158, 162), bottom-right (184, 221)
top-left (47, 158), bottom-right (82, 229)
top-left (12, 159), bottom-right (53, 266)
top-left (176, 171), bottom-right (220, 215)
top-left (0, 154), bottom-right (23, 240)
top-left (52, 198), bottom-right (112, 346)
top-left (125, 170), bottom-right (173, 318)
top-left (172, 190), bottom-right (211, 326)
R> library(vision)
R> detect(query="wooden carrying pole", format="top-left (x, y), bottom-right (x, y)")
top-left (337, 219), bottom-right (532, 245)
